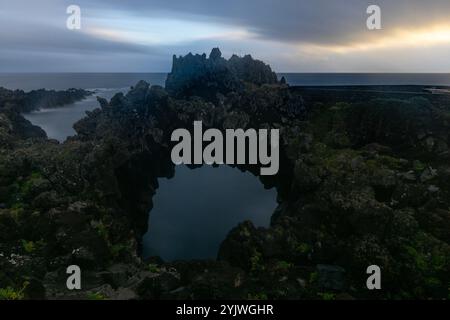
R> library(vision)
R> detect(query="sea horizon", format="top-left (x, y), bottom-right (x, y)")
top-left (2, 72), bottom-right (450, 91)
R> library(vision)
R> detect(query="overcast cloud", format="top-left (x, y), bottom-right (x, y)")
top-left (0, 0), bottom-right (449, 72)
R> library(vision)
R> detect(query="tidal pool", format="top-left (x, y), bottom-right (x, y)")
top-left (142, 165), bottom-right (277, 261)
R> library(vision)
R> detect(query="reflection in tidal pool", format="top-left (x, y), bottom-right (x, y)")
top-left (143, 165), bottom-right (277, 261)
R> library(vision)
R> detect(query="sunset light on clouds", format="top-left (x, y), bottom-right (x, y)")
top-left (1, 0), bottom-right (450, 72)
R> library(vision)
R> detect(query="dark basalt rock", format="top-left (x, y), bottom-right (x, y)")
top-left (316, 265), bottom-right (346, 291)
top-left (165, 48), bottom-right (280, 101)
top-left (1, 108), bottom-right (47, 140)
top-left (0, 87), bottom-right (92, 113)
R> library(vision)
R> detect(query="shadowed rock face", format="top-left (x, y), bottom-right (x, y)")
top-left (166, 48), bottom-right (280, 100)
top-left (0, 51), bottom-right (449, 300)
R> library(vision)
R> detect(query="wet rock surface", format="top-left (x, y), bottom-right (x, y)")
top-left (0, 50), bottom-right (449, 300)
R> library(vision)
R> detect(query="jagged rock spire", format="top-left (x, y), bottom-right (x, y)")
top-left (165, 48), bottom-right (280, 100)
top-left (209, 48), bottom-right (222, 60)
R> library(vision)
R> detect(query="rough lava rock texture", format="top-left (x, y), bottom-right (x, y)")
top-left (0, 50), bottom-right (449, 300)
top-left (166, 48), bottom-right (280, 101)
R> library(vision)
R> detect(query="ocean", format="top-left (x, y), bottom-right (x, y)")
top-left (279, 73), bottom-right (450, 86)
top-left (0, 73), bottom-right (167, 91)
top-left (2, 73), bottom-right (450, 91)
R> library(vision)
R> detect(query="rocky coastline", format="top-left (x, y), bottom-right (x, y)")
top-left (0, 49), bottom-right (449, 300)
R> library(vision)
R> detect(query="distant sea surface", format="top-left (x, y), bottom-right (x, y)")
top-left (2, 73), bottom-right (450, 91)
top-left (0, 73), bottom-right (167, 91)
top-left (278, 73), bottom-right (450, 87)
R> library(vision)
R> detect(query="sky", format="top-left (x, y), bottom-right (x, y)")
top-left (0, 0), bottom-right (450, 72)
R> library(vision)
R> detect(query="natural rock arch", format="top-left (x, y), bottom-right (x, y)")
top-left (110, 111), bottom-right (295, 250)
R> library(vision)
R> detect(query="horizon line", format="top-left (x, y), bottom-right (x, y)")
top-left (2, 72), bottom-right (450, 74)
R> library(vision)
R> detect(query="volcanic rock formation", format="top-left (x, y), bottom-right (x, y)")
top-left (0, 50), bottom-right (449, 300)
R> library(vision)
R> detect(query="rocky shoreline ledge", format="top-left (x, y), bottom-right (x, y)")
top-left (0, 87), bottom-right (91, 142)
top-left (0, 49), bottom-right (449, 300)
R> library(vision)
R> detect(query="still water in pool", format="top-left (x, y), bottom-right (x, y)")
top-left (142, 165), bottom-right (277, 261)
